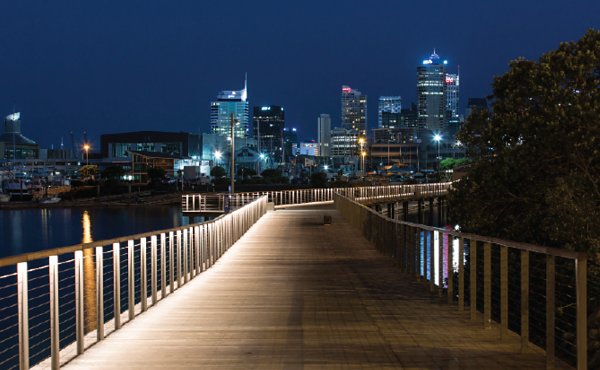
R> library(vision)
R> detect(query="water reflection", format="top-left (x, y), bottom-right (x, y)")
top-left (1, 205), bottom-right (187, 258)
top-left (82, 210), bottom-right (97, 333)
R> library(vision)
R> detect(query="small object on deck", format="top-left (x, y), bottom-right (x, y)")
top-left (323, 215), bottom-right (332, 225)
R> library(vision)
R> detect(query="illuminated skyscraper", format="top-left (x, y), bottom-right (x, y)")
top-left (378, 96), bottom-right (402, 128)
top-left (253, 105), bottom-right (285, 163)
top-left (341, 85), bottom-right (367, 135)
top-left (210, 75), bottom-right (249, 138)
top-left (417, 50), bottom-right (447, 132)
top-left (445, 72), bottom-right (460, 126)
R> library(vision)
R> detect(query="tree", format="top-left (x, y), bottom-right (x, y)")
top-left (102, 165), bottom-right (125, 180)
top-left (450, 32), bottom-right (600, 366)
top-left (79, 165), bottom-right (98, 179)
top-left (147, 167), bottom-right (165, 184)
top-left (310, 172), bottom-right (328, 188)
top-left (210, 166), bottom-right (226, 178)
top-left (449, 29), bottom-right (600, 254)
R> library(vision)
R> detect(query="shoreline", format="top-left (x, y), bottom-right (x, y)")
top-left (0, 191), bottom-right (183, 209)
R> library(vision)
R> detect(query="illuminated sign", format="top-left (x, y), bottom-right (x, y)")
top-left (445, 77), bottom-right (455, 84)
top-left (261, 106), bottom-right (270, 111)
top-left (342, 87), bottom-right (352, 93)
top-left (422, 60), bottom-right (432, 65)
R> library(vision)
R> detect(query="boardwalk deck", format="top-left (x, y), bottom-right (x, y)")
top-left (64, 207), bottom-right (553, 369)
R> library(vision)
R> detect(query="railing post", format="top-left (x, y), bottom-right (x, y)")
top-left (183, 229), bottom-right (189, 284)
top-left (520, 250), bottom-right (529, 352)
top-left (438, 232), bottom-right (444, 296)
top-left (113, 243), bottom-right (121, 330)
top-left (17, 262), bottom-right (29, 370)
top-left (161, 233), bottom-right (166, 298)
top-left (500, 245), bottom-right (508, 337)
top-left (128, 240), bottom-right (135, 321)
top-left (140, 238), bottom-right (148, 312)
top-left (429, 230), bottom-right (435, 292)
top-left (470, 240), bottom-right (477, 321)
top-left (458, 238), bottom-right (464, 311)
top-left (49, 256), bottom-right (59, 370)
top-left (95, 246), bottom-right (104, 341)
top-left (169, 231), bottom-right (174, 294)
top-left (447, 235), bottom-right (453, 305)
top-left (546, 255), bottom-right (555, 368)
top-left (151, 235), bottom-right (158, 305)
top-left (176, 230), bottom-right (182, 287)
top-left (74, 250), bottom-right (84, 354)
top-left (195, 226), bottom-right (200, 276)
top-left (483, 242), bottom-right (491, 329)
top-left (575, 256), bottom-right (587, 370)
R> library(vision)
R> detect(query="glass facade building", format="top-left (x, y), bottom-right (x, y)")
top-left (417, 51), bottom-right (447, 132)
top-left (210, 77), bottom-right (249, 138)
top-left (378, 96), bottom-right (402, 128)
top-left (252, 105), bottom-right (284, 163)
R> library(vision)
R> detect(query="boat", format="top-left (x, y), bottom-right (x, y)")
top-left (39, 197), bottom-right (61, 204)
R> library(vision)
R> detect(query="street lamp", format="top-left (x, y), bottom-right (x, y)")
top-left (358, 137), bottom-right (366, 176)
top-left (83, 144), bottom-right (90, 165)
top-left (433, 134), bottom-right (442, 159)
top-left (433, 134), bottom-right (442, 181)
top-left (214, 150), bottom-right (222, 166)
top-left (361, 151), bottom-right (367, 177)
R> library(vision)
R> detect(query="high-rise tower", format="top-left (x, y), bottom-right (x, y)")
top-left (253, 105), bottom-right (285, 163)
top-left (341, 85), bottom-right (367, 135)
top-left (417, 51), bottom-right (447, 132)
top-left (317, 113), bottom-right (331, 157)
top-left (378, 96), bottom-right (402, 128)
top-left (210, 75), bottom-right (249, 138)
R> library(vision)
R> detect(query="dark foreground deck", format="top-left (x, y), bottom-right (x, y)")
top-left (64, 207), bottom-right (552, 369)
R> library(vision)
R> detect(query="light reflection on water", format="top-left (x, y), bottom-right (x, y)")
top-left (0, 205), bottom-right (193, 258)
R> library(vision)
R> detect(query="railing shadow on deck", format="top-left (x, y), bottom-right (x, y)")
top-left (334, 193), bottom-right (590, 370)
top-left (0, 196), bottom-right (268, 370)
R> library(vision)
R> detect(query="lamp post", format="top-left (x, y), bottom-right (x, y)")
top-left (230, 113), bottom-right (238, 194)
top-left (358, 137), bottom-right (366, 176)
top-left (83, 144), bottom-right (90, 165)
top-left (214, 150), bottom-right (222, 167)
top-left (433, 134), bottom-right (442, 181)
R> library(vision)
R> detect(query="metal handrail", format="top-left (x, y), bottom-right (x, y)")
top-left (334, 193), bottom-right (588, 369)
top-left (0, 196), bottom-right (268, 370)
top-left (182, 182), bottom-right (453, 212)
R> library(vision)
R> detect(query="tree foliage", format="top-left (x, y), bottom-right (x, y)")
top-left (210, 166), bottom-right (226, 178)
top-left (449, 29), bottom-right (600, 254)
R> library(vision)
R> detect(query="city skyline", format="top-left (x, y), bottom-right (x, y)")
top-left (0, 1), bottom-right (598, 148)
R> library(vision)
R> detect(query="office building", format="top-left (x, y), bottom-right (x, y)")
top-left (0, 113), bottom-right (39, 160)
top-left (299, 142), bottom-right (319, 156)
top-left (399, 103), bottom-right (419, 128)
top-left (330, 128), bottom-right (359, 158)
top-left (445, 73), bottom-right (460, 123)
top-left (253, 105), bottom-right (284, 164)
top-left (341, 85), bottom-right (367, 135)
top-left (417, 50), bottom-right (447, 132)
top-left (210, 76), bottom-right (249, 138)
top-left (101, 131), bottom-right (201, 159)
top-left (378, 96), bottom-right (402, 128)
top-left (317, 114), bottom-right (331, 157)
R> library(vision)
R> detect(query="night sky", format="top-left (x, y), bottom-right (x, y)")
top-left (0, 1), bottom-right (598, 149)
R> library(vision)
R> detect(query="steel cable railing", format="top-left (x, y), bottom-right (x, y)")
top-left (334, 192), bottom-right (589, 369)
top-left (0, 195), bottom-right (267, 370)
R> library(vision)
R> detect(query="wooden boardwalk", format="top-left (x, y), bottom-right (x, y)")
top-left (64, 206), bottom-right (552, 369)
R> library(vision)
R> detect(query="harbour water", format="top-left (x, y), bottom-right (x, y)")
top-left (0, 205), bottom-right (195, 258)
